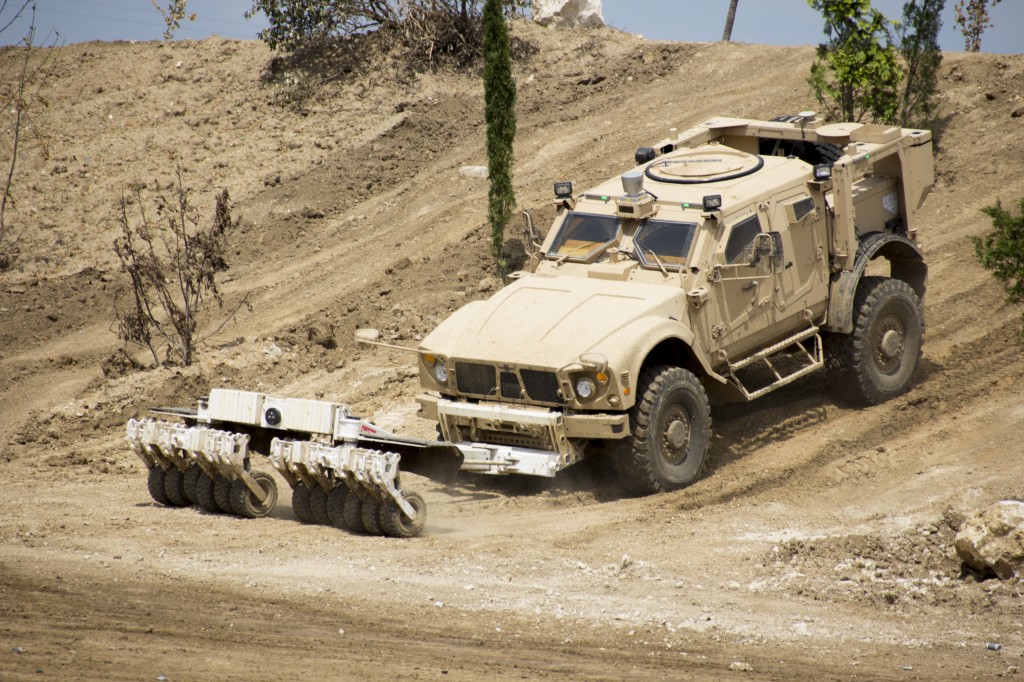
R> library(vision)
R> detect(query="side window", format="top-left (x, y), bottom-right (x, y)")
top-left (783, 195), bottom-right (816, 224)
top-left (724, 216), bottom-right (762, 264)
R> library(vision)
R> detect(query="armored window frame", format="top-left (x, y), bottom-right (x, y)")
top-left (632, 218), bottom-right (698, 271)
top-left (545, 212), bottom-right (621, 263)
top-left (784, 195), bottom-right (817, 224)
top-left (724, 215), bottom-right (763, 264)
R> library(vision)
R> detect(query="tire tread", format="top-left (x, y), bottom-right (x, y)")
top-left (828, 276), bottom-right (923, 405)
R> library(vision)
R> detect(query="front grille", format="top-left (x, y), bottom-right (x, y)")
top-left (476, 429), bottom-right (550, 451)
top-left (500, 371), bottom-right (522, 399)
top-left (521, 369), bottom-right (563, 404)
top-left (455, 362), bottom-right (496, 396)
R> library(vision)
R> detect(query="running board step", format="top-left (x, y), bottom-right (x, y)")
top-left (725, 326), bottom-right (824, 401)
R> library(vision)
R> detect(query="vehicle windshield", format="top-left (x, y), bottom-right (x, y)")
top-left (545, 213), bottom-right (620, 262)
top-left (633, 219), bottom-right (698, 270)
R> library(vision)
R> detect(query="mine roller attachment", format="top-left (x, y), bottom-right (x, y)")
top-left (268, 439), bottom-right (427, 537)
top-left (125, 389), bottom-right (463, 537)
top-left (127, 386), bottom-right (585, 536)
top-left (126, 418), bottom-right (278, 518)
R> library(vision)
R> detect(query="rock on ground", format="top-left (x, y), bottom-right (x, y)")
top-left (533, 0), bottom-right (604, 28)
top-left (955, 500), bottom-right (1024, 579)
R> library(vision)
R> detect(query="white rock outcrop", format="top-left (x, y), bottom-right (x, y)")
top-left (532, 0), bottom-right (604, 29)
top-left (954, 500), bottom-right (1024, 579)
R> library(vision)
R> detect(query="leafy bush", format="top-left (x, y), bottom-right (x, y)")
top-left (807, 0), bottom-right (902, 123)
top-left (972, 197), bottom-right (1024, 338)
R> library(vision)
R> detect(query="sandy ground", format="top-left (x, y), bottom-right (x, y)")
top-left (2, 20), bottom-right (1024, 681)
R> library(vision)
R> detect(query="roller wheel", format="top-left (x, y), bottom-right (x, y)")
top-left (326, 485), bottom-right (351, 530)
top-left (291, 483), bottom-right (315, 523)
top-left (229, 471), bottom-right (279, 518)
top-left (147, 466), bottom-right (171, 506)
top-left (615, 365), bottom-right (712, 495)
top-left (194, 472), bottom-right (220, 512)
top-left (380, 491), bottom-right (427, 539)
top-left (309, 486), bottom-right (331, 525)
top-left (342, 492), bottom-right (365, 533)
top-left (360, 496), bottom-right (383, 536)
top-left (829, 276), bottom-right (923, 405)
top-left (163, 467), bottom-right (189, 507)
top-left (183, 464), bottom-right (202, 505)
top-left (213, 475), bottom-right (235, 514)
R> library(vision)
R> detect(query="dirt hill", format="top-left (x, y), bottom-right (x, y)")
top-left (1, 21), bottom-right (1023, 681)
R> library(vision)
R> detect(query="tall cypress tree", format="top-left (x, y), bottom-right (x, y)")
top-left (482, 0), bottom-right (516, 279)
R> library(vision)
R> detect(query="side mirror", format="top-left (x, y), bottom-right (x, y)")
top-left (354, 328), bottom-right (418, 353)
top-left (522, 210), bottom-right (542, 254)
top-left (749, 234), bottom-right (773, 268)
top-left (748, 233), bottom-right (785, 270)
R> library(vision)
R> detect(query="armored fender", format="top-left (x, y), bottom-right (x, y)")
top-left (609, 317), bottom-right (726, 411)
top-left (823, 232), bottom-right (927, 335)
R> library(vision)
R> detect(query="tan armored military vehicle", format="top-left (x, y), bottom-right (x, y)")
top-left (415, 114), bottom-right (934, 494)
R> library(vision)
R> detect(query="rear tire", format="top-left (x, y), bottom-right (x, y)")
top-left (380, 492), bottom-right (427, 538)
top-left (213, 475), bottom-right (234, 514)
top-left (360, 496), bottom-right (383, 535)
top-left (291, 483), bottom-right (314, 523)
top-left (147, 466), bottom-right (171, 506)
top-left (829, 277), bottom-right (923, 405)
top-left (616, 365), bottom-right (712, 495)
top-left (342, 492), bottom-right (365, 533)
top-left (194, 472), bottom-right (219, 512)
top-left (229, 471), bottom-right (278, 518)
top-left (309, 486), bottom-right (331, 525)
top-left (326, 485), bottom-right (351, 530)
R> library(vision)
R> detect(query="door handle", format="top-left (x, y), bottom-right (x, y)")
top-left (742, 281), bottom-right (757, 292)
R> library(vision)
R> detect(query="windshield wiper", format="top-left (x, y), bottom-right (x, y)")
top-left (554, 241), bottom-right (599, 265)
top-left (634, 242), bottom-right (669, 276)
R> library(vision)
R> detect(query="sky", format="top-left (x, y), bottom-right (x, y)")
top-left (0, 0), bottom-right (1020, 53)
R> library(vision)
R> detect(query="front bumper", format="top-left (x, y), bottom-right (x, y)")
top-left (417, 394), bottom-right (629, 470)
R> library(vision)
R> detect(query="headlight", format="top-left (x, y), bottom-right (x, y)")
top-left (434, 364), bottom-right (449, 384)
top-left (575, 377), bottom-right (596, 400)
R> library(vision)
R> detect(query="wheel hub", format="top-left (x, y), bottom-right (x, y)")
top-left (879, 329), bottom-right (902, 359)
top-left (875, 317), bottom-right (905, 373)
top-left (661, 407), bottom-right (692, 465)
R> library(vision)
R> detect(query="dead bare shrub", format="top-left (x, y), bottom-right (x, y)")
top-left (112, 168), bottom-right (248, 366)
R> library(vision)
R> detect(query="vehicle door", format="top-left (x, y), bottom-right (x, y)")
top-left (765, 190), bottom-right (830, 322)
top-left (703, 211), bottom-right (778, 360)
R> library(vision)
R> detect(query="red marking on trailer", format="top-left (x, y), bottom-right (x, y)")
top-left (360, 424), bottom-right (378, 434)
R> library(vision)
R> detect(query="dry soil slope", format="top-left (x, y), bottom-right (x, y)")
top-left (0, 25), bottom-right (1023, 681)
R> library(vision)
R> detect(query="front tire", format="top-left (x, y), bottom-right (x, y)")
top-left (617, 366), bottom-right (712, 495)
top-left (830, 276), bottom-right (923, 405)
